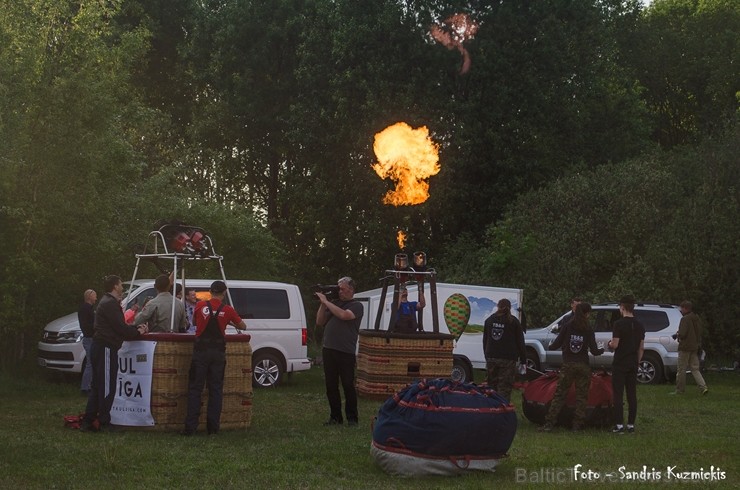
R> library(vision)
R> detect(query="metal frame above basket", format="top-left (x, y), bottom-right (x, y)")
top-left (126, 222), bottom-right (233, 331)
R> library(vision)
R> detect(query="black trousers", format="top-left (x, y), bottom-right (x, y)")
top-left (84, 341), bottom-right (119, 427)
top-left (612, 364), bottom-right (638, 425)
top-left (322, 347), bottom-right (358, 423)
top-left (184, 347), bottom-right (226, 433)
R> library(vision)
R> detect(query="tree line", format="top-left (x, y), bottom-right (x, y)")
top-left (0, 0), bottom-right (737, 369)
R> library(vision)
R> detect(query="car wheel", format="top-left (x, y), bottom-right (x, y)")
top-left (637, 352), bottom-right (664, 384)
top-left (525, 348), bottom-right (541, 372)
top-left (451, 357), bottom-right (473, 383)
top-left (252, 352), bottom-right (283, 388)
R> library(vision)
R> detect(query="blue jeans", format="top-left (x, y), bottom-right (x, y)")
top-left (81, 337), bottom-right (93, 392)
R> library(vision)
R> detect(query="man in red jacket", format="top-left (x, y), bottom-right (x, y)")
top-left (182, 280), bottom-right (246, 435)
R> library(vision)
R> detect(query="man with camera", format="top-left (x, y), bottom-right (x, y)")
top-left (315, 277), bottom-right (363, 427)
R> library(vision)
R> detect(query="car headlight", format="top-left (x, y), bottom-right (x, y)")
top-left (56, 330), bottom-right (83, 343)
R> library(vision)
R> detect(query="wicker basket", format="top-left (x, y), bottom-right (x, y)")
top-left (143, 333), bottom-right (253, 430)
top-left (356, 330), bottom-right (454, 399)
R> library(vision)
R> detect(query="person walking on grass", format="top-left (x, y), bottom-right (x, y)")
top-left (671, 300), bottom-right (708, 396)
top-left (608, 295), bottom-right (645, 434)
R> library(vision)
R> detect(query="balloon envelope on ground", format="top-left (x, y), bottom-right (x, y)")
top-left (371, 378), bottom-right (518, 476)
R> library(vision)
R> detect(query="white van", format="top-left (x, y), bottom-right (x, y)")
top-left (37, 279), bottom-right (311, 387)
top-left (354, 282), bottom-right (523, 383)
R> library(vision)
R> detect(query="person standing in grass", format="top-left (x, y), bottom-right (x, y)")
top-left (608, 295), bottom-right (645, 434)
top-left (316, 276), bottom-right (363, 427)
top-left (671, 300), bottom-right (708, 395)
top-left (539, 303), bottom-right (603, 432)
top-left (482, 298), bottom-right (526, 402)
top-left (182, 280), bottom-right (246, 436)
top-left (81, 275), bottom-right (147, 432)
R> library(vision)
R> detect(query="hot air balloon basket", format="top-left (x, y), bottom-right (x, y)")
top-left (145, 334), bottom-right (253, 430)
top-left (356, 330), bottom-right (455, 398)
top-left (148, 391), bottom-right (253, 431)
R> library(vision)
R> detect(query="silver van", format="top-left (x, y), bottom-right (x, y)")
top-left (524, 303), bottom-right (682, 384)
top-left (37, 279), bottom-right (311, 387)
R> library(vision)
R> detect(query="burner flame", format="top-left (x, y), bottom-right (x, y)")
top-left (372, 122), bottom-right (440, 206)
top-left (397, 230), bottom-right (407, 249)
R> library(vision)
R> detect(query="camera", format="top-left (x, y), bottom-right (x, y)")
top-left (313, 284), bottom-right (340, 300)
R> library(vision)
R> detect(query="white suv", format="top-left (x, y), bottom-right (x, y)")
top-left (524, 303), bottom-right (682, 384)
top-left (37, 279), bottom-right (311, 388)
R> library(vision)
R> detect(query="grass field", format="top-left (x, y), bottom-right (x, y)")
top-left (1, 363), bottom-right (738, 489)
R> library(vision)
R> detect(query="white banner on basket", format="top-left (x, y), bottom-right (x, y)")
top-left (110, 340), bottom-right (156, 426)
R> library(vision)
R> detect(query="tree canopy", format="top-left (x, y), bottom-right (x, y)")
top-left (0, 0), bottom-right (737, 367)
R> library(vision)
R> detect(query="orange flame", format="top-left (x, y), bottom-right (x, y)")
top-left (397, 230), bottom-right (407, 249)
top-left (372, 122), bottom-right (440, 206)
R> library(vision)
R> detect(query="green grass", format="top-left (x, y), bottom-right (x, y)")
top-left (1, 366), bottom-right (738, 489)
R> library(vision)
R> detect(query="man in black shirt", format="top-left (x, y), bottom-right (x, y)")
top-left (607, 295), bottom-right (645, 434)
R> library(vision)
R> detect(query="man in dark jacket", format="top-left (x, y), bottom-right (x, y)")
top-left (482, 298), bottom-right (526, 402)
top-left (540, 303), bottom-right (603, 432)
top-left (81, 275), bottom-right (148, 432)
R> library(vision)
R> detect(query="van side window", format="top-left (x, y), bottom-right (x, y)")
top-left (229, 288), bottom-right (291, 319)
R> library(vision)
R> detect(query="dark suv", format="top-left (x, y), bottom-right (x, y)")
top-left (523, 303), bottom-right (682, 384)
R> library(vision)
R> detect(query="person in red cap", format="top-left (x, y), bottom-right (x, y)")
top-left (182, 280), bottom-right (246, 436)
